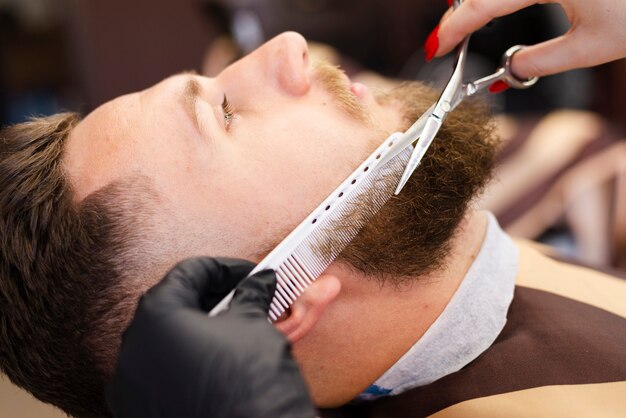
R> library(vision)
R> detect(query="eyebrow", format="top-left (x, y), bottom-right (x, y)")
top-left (181, 77), bottom-right (203, 134)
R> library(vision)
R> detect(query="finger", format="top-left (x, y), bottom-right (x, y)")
top-left (441, 7), bottom-right (455, 24)
top-left (511, 31), bottom-right (590, 78)
top-left (229, 269), bottom-right (277, 316)
top-left (202, 257), bottom-right (257, 308)
top-left (437, 0), bottom-right (542, 57)
top-left (147, 257), bottom-right (256, 313)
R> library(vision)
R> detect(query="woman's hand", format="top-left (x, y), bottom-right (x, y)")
top-left (430, 0), bottom-right (626, 78)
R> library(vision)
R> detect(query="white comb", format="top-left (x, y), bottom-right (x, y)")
top-left (209, 132), bottom-right (412, 321)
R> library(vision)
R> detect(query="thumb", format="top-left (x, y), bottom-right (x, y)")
top-left (509, 31), bottom-right (587, 79)
top-left (145, 257), bottom-right (256, 313)
top-left (436, 0), bottom-right (539, 57)
top-left (229, 269), bottom-right (278, 316)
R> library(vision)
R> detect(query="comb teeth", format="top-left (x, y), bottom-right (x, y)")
top-left (267, 144), bottom-right (412, 321)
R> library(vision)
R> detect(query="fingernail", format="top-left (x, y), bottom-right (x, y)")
top-left (489, 80), bottom-right (510, 93)
top-left (447, 0), bottom-right (453, 6)
top-left (424, 25), bottom-right (440, 62)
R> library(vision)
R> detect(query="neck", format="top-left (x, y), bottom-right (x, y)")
top-left (293, 210), bottom-right (488, 407)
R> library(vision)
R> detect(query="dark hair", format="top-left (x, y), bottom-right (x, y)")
top-left (0, 113), bottom-right (156, 417)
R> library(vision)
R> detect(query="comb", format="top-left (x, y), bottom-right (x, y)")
top-left (209, 132), bottom-right (413, 321)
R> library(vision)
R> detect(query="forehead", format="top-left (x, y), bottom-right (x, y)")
top-left (64, 75), bottom-right (198, 202)
top-left (64, 93), bottom-right (142, 201)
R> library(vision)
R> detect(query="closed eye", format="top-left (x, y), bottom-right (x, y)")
top-left (221, 95), bottom-right (235, 128)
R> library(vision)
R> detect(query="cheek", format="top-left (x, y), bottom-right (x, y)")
top-left (185, 148), bottom-right (305, 252)
top-left (238, 114), bottom-right (374, 203)
top-left (200, 106), bottom-right (381, 253)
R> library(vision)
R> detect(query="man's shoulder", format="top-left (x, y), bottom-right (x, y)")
top-left (423, 381), bottom-right (626, 418)
top-left (513, 238), bottom-right (626, 319)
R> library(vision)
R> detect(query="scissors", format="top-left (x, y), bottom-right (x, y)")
top-left (391, 0), bottom-right (539, 195)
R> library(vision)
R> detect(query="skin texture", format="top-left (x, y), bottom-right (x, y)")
top-left (435, 0), bottom-right (626, 78)
top-left (64, 32), bottom-right (492, 407)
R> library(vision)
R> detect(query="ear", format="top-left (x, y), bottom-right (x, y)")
top-left (274, 273), bottom-right (341, 343)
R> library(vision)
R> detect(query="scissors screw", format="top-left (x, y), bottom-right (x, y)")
top-left (441, 101), bottom-right (452, 112)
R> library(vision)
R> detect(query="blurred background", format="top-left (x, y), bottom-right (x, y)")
top-left (1, 0), bottom-right (625, 415)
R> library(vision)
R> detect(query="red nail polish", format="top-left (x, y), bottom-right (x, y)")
top-left (447, 0), bottom-right (453, 6)
top-left (489, 80), bottom-right (510, 93)
top-left (424, 25), bottom-right (440, 62)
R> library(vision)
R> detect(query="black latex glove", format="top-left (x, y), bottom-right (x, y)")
top-left (106, 257), bottom-right (316, 418)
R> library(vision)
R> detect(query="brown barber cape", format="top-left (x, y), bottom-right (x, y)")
top-left (320, 240), bottom-right (626, 418)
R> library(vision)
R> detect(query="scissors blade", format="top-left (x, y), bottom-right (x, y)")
top-left (377, 103), bottom-right (435, 167)
top-left (394, 115), bottom-right (443, 195)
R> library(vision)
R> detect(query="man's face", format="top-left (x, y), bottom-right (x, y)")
top-left (66, 32), bottom-right (403, 261)
top-left (64, 30), bottom-right (497, 407)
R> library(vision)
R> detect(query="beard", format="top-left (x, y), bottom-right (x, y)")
top-left (333, 82), bottom-right (499, 284)
top-left (251, 74), bottom-right (499, 285)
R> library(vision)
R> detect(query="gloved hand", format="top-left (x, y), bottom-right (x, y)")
top-left (106, 257), bottom-right (316, 418)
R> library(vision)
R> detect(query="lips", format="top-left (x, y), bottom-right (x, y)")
top-left (350, 82), bottom-right (368, 100)
top-left (340, 71), bottom-right (368, 101)
top-left (342, 71), bottom-right (368, 101)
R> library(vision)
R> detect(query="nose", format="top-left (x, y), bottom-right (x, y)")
top-left (218, 32), bottom-right (311, 100)
top-left (274, 32), bottom-right (310, 96)
top-left (263, 32), bottom-right (311, 96)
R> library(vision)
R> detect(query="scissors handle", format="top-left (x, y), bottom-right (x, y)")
top-left (466, 45), bottom-right (539, 97)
